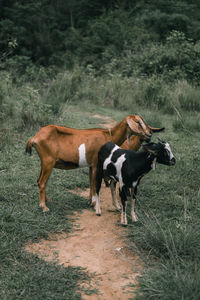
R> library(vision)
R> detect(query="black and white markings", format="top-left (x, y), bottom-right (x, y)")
top-left (95, 140), bottom-right (176, 225)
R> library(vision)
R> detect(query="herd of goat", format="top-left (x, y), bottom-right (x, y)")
top-left (26, 114), bottom-right (176, 225)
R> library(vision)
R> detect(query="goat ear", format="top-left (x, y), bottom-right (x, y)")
top-left (143, 143), bottom-right (158, 155)
top-left (150, 126), bottom-right (165, 133)
top-left (126, 117), bottom-right (138, 133)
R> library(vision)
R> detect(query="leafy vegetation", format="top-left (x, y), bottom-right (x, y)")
top-left (1, 1), bottom-right (200, 82)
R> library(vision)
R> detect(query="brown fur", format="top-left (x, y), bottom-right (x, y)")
top-left (121, 127), bottom-right (165, 150)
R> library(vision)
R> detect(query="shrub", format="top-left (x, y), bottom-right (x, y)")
top-left (130, 76), bottom-right (173, 113)
top-left (18, 95), bottom-right (52, 130)
top-left (0, 75), bottom-right (53, 140)
top-left (43, 68), bottom-right (82, 113)
top-left (101, 31), bottom-right (200, 84)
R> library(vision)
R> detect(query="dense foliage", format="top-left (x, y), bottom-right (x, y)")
top-left (1, 0), bottom-right (200, 82)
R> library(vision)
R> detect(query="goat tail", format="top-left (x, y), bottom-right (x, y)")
top-left (25, 138), bottom-right (34, 155)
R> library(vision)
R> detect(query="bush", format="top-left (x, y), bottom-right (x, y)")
top-left (0, 71), bottom-right (53, 149)
top-left (43, 68), bottom-right (82, 113)
top-left (18, 92), bottom-right (52, 130)
top-left (101, 31), bottom-right (200, 84)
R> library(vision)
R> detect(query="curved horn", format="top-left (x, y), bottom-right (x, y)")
top-left (150, 126), bottom-right (165, 132)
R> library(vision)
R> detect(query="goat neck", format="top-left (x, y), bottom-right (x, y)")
top-left (134, 151), bottom-right (157, 175)
top-left (108, 118), bottom-right (132, 146)
top-left (121, 136), bottom-right (144, 151)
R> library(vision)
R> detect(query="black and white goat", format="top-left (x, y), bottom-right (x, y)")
top-left (95, 140), bottom-right (176, 225)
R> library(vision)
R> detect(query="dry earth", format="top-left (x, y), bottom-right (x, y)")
top-left (25, 114), bottom-right (143, 300)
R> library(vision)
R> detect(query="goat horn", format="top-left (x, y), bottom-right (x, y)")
top-left (150, 127), bottom-right (165, 132)
top-left (157, 137), bottom-right (164, 143)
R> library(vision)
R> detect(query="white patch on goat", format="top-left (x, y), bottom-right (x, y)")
top-left (78, 144), bottom-right (89, 167)
top-left (103, 145), bottom-right (119, 170)
top-left (92, 195), bottom-right (97, 204)
top-left (93, 194), bottom-right (101, 215)
top-left (165, 143), bottom-right (174, 160)
top-left (132, 180), bottom-right (138, 188)
top-left (115, 154), bottom-right (126, 189)
top-left (151, 158), bottom-right (157, 170)
top-left (103, 146), bottom-right (126, 188)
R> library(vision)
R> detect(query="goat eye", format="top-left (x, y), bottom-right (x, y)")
top-left (165, 150), bottom-right (170, 157)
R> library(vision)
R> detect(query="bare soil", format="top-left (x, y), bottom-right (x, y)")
top-left (25, 115), bottom-right (143, 300)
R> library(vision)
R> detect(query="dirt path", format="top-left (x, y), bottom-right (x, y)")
top-left (25, 115), bottom-right (143, 299)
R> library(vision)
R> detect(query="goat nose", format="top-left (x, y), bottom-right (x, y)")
top-left (171, 158), bottom-right (176, 165)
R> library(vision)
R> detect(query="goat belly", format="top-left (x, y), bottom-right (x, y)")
top-left (121, 167), bottom-right (139, 188)
top-left (54, 159), bottom-right (79, 169)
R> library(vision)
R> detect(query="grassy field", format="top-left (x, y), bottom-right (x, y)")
top-left (0, 108), bottom-right (97, 299)
top-left (1, 69), bottom-right (200, 299)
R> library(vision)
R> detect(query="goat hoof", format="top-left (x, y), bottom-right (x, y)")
top-left (132, 219), bottom-right (138, 223)
top-left (131, 215), bottom-right (138, 222)
top-left (96, 213), bottom-right (101, 216)
top-left (115, 206), bottom-right (121, 211)
top-left (40, 205), bottom-right (49, 213)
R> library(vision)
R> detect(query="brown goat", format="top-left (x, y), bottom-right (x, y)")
top-left (26, 115), bottom-right (152, 212)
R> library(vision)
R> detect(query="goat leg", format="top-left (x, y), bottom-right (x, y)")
top-left (119, 187), bottom-right (128, 225)
top-left (130, 187), bottom-right (138, 222)
top-left (110, 180), bottom-right (121, 211)
top-left (94, 195), bottom-right (101, 216)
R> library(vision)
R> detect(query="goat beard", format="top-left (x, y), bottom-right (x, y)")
top-left (127, 133), bottom-right (132, 145)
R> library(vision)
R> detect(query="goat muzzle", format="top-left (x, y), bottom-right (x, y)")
top-left (170, 157), bottom-right (176, 166)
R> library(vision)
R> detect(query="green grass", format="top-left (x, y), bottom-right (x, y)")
top-left (136, 260), bottom-right (200, 300)
top-left (1, 67), bottom-right (200, 299)
top-left (0, 136), bottom-right (93, 298)
top-left (126, 129), bottom-right (200, 299)
top-left (0, 255), bottom-right (88, 300)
